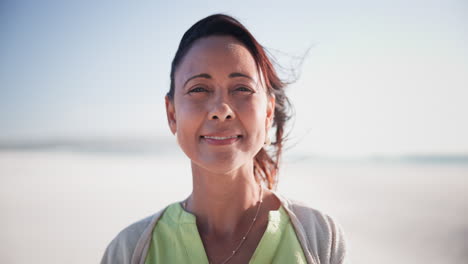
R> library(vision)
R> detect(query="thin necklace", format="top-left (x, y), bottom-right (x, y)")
top-left (182, 184), bottom-right (264, 264)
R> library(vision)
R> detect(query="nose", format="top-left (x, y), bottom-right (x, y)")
top-left (209, 99), bottom-right (235, 121)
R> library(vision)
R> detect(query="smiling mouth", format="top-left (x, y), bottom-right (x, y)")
top-left (201, 135), bottom-right (241, 140)
top-left (200, 135), bottom-right (242, 145)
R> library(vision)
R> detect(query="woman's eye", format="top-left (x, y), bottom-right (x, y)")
top-left (189, 87), bottom-right (207, 93)
top-left (235, 86), bottom-right (253, 93)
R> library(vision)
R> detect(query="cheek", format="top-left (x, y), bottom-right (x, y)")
top-left (175, 101), bottom-right (204, 136)
top-left (235, 97), bottom-right (268, 141)
top-left (177, 94), bottom-right (209, 113)
top-left (236, 96), bottom-right (267, 121)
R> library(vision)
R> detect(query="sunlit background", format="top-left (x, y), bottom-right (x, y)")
top-left (1, 0), bottom-right (467, 263)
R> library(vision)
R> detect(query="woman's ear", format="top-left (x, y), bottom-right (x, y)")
top-left (165, 96), bottom-right (177, 135)
top-left (266, 94), bottom-right (276, 129)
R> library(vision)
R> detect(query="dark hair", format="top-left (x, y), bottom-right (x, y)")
top-left (167, 14), bottom-right (292, 190)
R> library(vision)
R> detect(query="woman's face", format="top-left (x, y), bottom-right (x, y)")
top-left (166, 36), bottom-right (275, 174)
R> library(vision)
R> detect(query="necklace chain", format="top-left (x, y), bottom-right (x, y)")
top-left (182, 184), bottom-right (264, 264)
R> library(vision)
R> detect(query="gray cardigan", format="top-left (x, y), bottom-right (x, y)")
top-left (101, 192), bottom-right (346, 264)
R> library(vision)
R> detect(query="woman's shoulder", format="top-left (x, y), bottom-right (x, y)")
top-left (283, 196), bottom-right (340, 227)
top-left (276, 193), bottom-right (342, 225)
top-left (276, 194), bottom-right (347, 264)
top-left (100, 205), bottom-right (171, 264)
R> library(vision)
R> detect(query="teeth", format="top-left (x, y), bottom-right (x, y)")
top-left (204, 135), bottom-right (238, 140)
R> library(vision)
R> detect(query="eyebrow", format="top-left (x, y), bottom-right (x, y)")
top-left (183, 72), bottom-right (254, 88)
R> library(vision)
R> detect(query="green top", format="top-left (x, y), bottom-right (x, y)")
top-left (144, 202), bottom-right (307, 264)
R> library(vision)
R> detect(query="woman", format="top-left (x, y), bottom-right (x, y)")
top-left (102, 14), bottom-right (346, 264)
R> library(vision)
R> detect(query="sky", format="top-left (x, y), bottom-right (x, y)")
top-left (1, 0), bottom-right (467, 156)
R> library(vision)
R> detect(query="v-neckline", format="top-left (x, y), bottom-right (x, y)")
top-left (176, 202), bottom-right (287, 264)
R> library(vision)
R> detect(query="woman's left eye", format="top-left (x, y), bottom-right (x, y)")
top-left (235, 86), bottom-right (253, 93)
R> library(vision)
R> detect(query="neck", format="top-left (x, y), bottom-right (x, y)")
top-left (185, 161), bottom-right (263, 237)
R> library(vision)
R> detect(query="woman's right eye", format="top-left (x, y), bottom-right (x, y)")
top-left (188, 87), bottom-right (208, 93)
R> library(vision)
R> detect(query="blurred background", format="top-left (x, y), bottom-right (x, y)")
top-left (1, 0), bottom-right (467, 263)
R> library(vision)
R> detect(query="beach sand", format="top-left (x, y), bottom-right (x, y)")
top-left (1, 151), bottom-right (467, 264)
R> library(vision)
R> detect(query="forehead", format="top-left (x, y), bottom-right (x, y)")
top-left (175, 36), bottom-right (260, 85)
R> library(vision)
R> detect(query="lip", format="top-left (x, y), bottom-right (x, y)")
top-left (200, 134), bottom-right (242, 146)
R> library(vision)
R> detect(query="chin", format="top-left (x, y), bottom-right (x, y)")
top-left (191, 154), bottom-right (252, 175)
